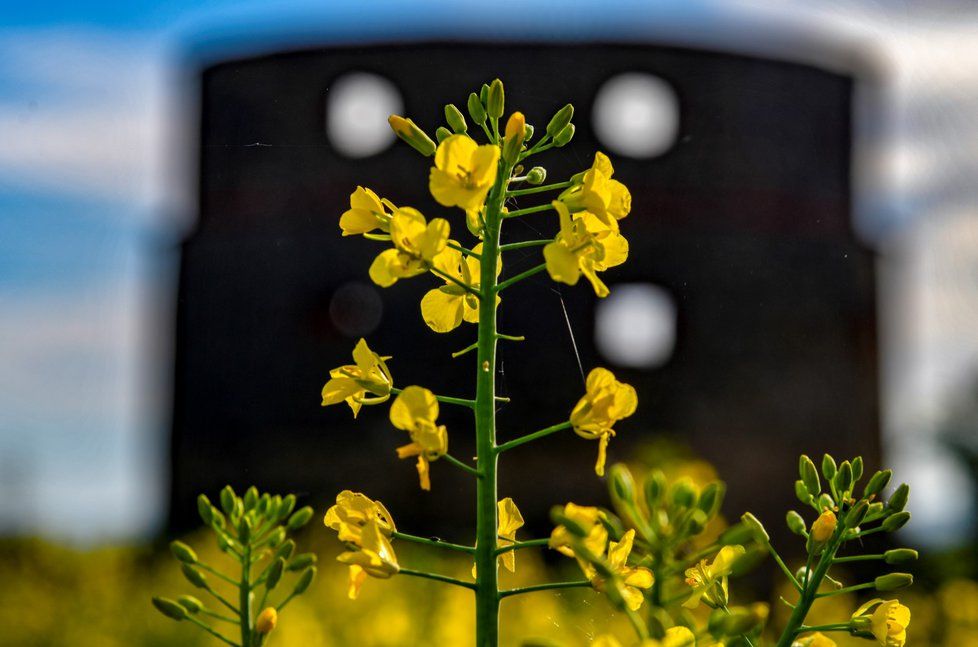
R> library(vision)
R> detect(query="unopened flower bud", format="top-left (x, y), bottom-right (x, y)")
top-left (608, 464), bottom-right (636, 505)
top-left (644, 470), bottom-right (667, 505)
top-left (152, 596), bottom-right (188, 621)
top-left (467, 92), bottom-right (486, 124)
top-left (887, 483), bottom-right (909, 512)
top-left (863, 470), bottom-right (892, 499)
top-left (388, 115), bottom-right (436, 157)
top-left (274, 539), bottom-right (296, 561)
top-left (698, 482), bottom-right (725, 518)
top-left (800, 455), bottom-right (821, 498)
top-left (266, 557), bottom-right (285, 590)
top-left (177, 595), bottom-right (203, 615)
top-left (852, 456), bottom-right (864, 482)
top-left (546, 103), bottom-right (574, 138)
top-left (444, 104), bottom-right (467, 133)
top-left (817, 494), bottom-right (835, 512)
top-left (834, 461), bottom-right (853, 495)
top-left (670, 478), bottom-right (698, 509)
top-left (266, 526), bottom-right (286, 548)
top-left (239, 516), bottom-right (252, 543)
top-left (181, 564), bottom-right (208, 589)
top-left (256, 607), bottom-right (278, 634)
top-left (523, 123), bottom-right (534, 141)
top-left (278, 494), bottom-right (297, 521)
top-left (503, 111), bottom-right (526, 163)
top-left (845, 500), bottom-right (869, 528)
top-left (719, 522), bottom-right (755, 546)
top-left (244, 486), bottom-right (258, 510)
top-left (287, 506), bottom-right (314, 531)
top-left (287, 553), bottom-right (317, 571)
top-left (526, 167), bottom-right (547, 184)
top-left (884, 548), bottom-right (918, 564)
top-left (875, 572), bottom-right (913, 591)
top-left (795, 480), bottom-right (812, 506)
top-left (170, 540), bottom-right (197, 564)
top-left (487, 79), bottom-right (505, 119)
top-left (822, 454), bottom-right (837, 480)
top-left (293, 566), bottom-right (316, 595)
top-left (741, 512), bottom-right (770, 543)
top-left (553, 123), bottom-right (575, 147)
top-left (197, 495), bottom-right (214, 525)
top-left (220, 485), bottom-right (236, 516)
top-left (811, 510), bottom-right (837, 543)
top-left (786, 510), bottom-right (807, 536)
top-left (882, 511), bottom-right (911, 532)
top-left (684, 509), bottom-right (708, 536)
top-left (257, 493), bottom-right (270, 515)
top-left (435, 126), bottom-right (452, 143)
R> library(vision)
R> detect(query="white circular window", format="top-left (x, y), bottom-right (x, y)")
top-left (595, 283), bottom-right (677, 368)
top-left (592, 73), bottom-right (679, 159)
top-left (326, 72), bottom-right (403, 158)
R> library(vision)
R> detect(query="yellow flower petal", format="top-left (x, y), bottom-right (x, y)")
top-left (421, 287), bottom-right (466, 333)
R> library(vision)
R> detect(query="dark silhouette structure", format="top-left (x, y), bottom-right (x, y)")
top-left (170, 43), bottom-right (879, 541)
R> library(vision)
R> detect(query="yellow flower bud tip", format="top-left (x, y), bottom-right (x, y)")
top-left (256, 607), bottom-right (278, 634)
top-left (505, 111), bottom-right (525, 140)
top-left (811, 509), bottom-right (837, 543)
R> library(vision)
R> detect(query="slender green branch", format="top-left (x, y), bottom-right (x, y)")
top-left (833, 553), bottom-right (884, 564)
top-left (400, 568), bottom-right (477, 590)
top-left (499, 239), bottom-right (551, 252)
top-left (495, 421), bottom-right (572, 454)
top-left (519, 135), bottom-right (552, 160)
top-left (816, 582), bottom-right (875, 598)
top-left (797, 624), bottom-right (853, 633)
top-left (494, 538), bottom-right (549, 556)
top-left (430, 266), bottom-right (482, 298)
top-left (186, 615), bottom-right (241, 647)
top-left (200, 607), bottom-right (240, 624)
top-left (766, 542), bottom-right (803, 593)
top-left (849, 526), bottom-right (886, 539)
top-left (391, 387), bottom-right (476, 409)
top-left (197, 562), bottom-right (240, 587)
top-left (201, 583), bottom-right (239, 616)
top-left (392, 531), bottom-right (475, 553)
top-left (624, 605), bottom-right (650, 641)
top-left (498, 579), bottom-right (591, 598)
top-left (503, 203), bottom-right (555, 219)
top-left (481, 121), bottom-right (494, 143)
top-left (506, 180), bottom-right (572, 197)
top-left (239, 543), bottom-right (252, 647)
top-left (495, 333), bottom-right (525, 342)
top-left (452, 341), bottom-right (479, 358)
top-left (442, 452), bottom-right (483, 478)
top-left (494, 263), bottom-right (548, 293)
top-left (447, 241), bottom-right (481, 259)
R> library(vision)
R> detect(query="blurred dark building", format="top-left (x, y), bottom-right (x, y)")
top-left (170, 42), bottom-right (879, 543)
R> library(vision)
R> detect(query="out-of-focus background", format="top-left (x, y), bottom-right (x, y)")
top-left (2, 1), bottom-right (978, 645)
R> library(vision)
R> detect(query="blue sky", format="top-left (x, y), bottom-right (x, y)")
top-left (2, 1), bottom-right (977, 544)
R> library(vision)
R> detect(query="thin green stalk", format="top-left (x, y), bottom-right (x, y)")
top-left (495, 421), bottom-right (571, 454)
top-left (473, 153), bottom-right (511, 647)
top-left (239, 544), bottom-right (252, 647)
top-left (447, 241), bottom-right (481, 259)
top-left (391, 387), bottom-right (476, 409)
top-left (766, 542), bottom-right (803, 592)
top-left (816, 582), bottom-right (875, 598)
top-left (201, 583), bottom-right (239, 616)
top-left (495, 538), bottom-right (550, 555)
top-left (430, 266), bottom-right (482, 298)
top-left (198, 562), bottom-right (241, 587)
top-left (503, 203), bottom-right (555, 219)
top-left (400, 568), bottom-right (477, 590)
top-left (775, 529), bottom-right (847, 647)
top-left (498, 579), bottom-right (591, 598)
top-left (442, 452), bottom-right (483, 478)
top-left (495, 333), bottom-right (525, 342)
top-left (186, 615), bottom-right (241, 647)
top-left (392, 531), bottom-right (474, 553)
top-left (519, 135), bottom-right (552, 160)
top-left (200, 608), bottom-right (240, 625)
top-left (499, 239), bottom-right (551, 252)
top-left (798, 623), bottom-right (853, 632)
top-left (452, 342), bottom-right (479, 358)
top-left (833, 553), bottom-right (884, 564)
top-left (494, 263), bottom-right (548, 293)
top-left (506, 180), bottom-right (571, 197)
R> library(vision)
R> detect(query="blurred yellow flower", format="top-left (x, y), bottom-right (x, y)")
top-left (321, 338), bottom-right (393, 417)
top-left (570, 368), bottom-right (638, 476)
top-left (544, 201), bottom-right (628, 298)
top-left (683, 545), bottom-right (745, 609)
top-left (390, 386), bottom-right (448, 491)
top-left (339, 186), bottom-right (396, 236)
top-left (255, 607), bottom-right (278, 634)
top-left (592, 635), bottom-right (624, 647)
top-left (594, 626), bottom-right (695, 647)
top-left (549, 503), bottom-right (609, 575)
top-left (337, 519), bottom-right (400, 600)
top-left (421, 243), bottom-right (498, 333)
top-left (559, 151), bottom-right (632, 226)
top-left (323, 491), bottom-right (396, 544)
top-left (498, 497), bottom-right (524, 573)
top-left (595, 529), bottom-right (654, 611)
top-left (429, 134), bottom-right (500, 211)
top-left (792, 632), bottom-right (836, 647)
top-left (368, 207), bottom-right (450, 287)
top-left (811, 509), bottom-right (837, 543)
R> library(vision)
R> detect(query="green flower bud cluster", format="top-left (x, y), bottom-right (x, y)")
top-left (153, 485), bottom-right (317, 647)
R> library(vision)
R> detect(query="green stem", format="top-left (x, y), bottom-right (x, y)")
top-left (495, 333), bottom-right (525, 342)
top-left (816, 582), bottom-right (875, 598)
top-left (391, 387), bottom-right (475, 409)
top-left (200, 608), bottom-right (240, 624)
top-left (503, 204), bottom-right (555, 219)
top-left (186, 615), bottom-right (241, 647)
top-left (798, 623), bottom-right (853, 632)
top-left (202, 583), bottom-right (239, 616)
top-left (198, 562), bottom-right (241, 587)
top-left (473, 153), bottom-right (510, 647)
top-left (519, 135), bottom-right (552, 160)
top-left (775, 529), bottom-right (847, 647)
top-left (766, 541), bottom-right (803, 592)
top-left (495, 421), bottom-right (571, 454)
top-left (506, 181), bottom-right (572, 197)
top-left (430, 266), bottom-right (482, 298)
top-left (442, 453), bottom-right (483, 478)
top-left (494, 538), bottom-right (550, 556)
top-left (833, 553), bottom-right (884, 564)
top-left (239, 544), bottom-right (252, 647)
top-left (392, 531), bottom-right (474, 553)
top-left (452, 342), bottom-right (479, 358)
top-left (498, 579), bottom-right (591, 598)
top-left (400, 568), bottom-right (477, 590)
top-left (499, 239), bottom-right (551, 252)
top-left (447, 241), bottom-right (481, 259)
top-left (494, 263), bottom-right (548, 293)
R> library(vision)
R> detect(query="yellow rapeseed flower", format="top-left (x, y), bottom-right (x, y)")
top-left (429, 134), bottom-right (500, 212)
top-left (420, 243), bottom-right (499, 333)
top-left (560, 151), bottom-right (632, 226)
top-left (792, 633), bottom-right (837, 647)
top-left (593, 626), bottom-right (695, 647)
top-left (339, 186), bottom-right (397, 236)
top-left (811, 509), bottom-right (837, 543)
top-left (323, 491), bottom-right (396, 544)
top-left (544, 201), bottom-right (628, 298)
top-left (255, 607), bottom-right (278, 634)
top-left (390, 386), bottom-right (448, 491)
top-left (337, 519), bottom-right (400, 600)
top-left (549, 503), bottom-right (609, 574)
top-left (593, 529), bottom-right (654, 611)
top-left (683, 545), bottom-right (746, 609)
top-left (368, 207), bottom-right (450, 287)
top-left (497, 497), bottom-right (524, 573)
top-left (321, 338), bottom-right (393, 417)
top-left (851, 599), bottom-right (910, 647)
top-left (570, 368), bottom-right (638, 476)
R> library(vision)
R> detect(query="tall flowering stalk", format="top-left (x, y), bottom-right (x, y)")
top-left (323, 80), bottom-right (637, 646)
